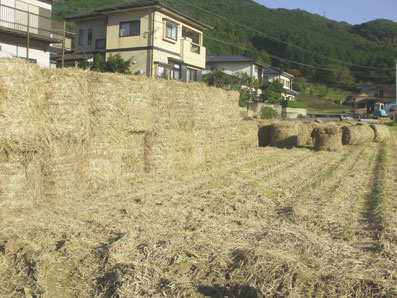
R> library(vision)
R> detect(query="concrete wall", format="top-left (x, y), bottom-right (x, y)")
top-left (248, 102), bottom-right (306, 119)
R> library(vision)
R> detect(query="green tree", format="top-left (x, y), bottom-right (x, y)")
top-left (80, 54), bottom-right (132, 74)
top-left (265, 79), bottom-right (284, 103)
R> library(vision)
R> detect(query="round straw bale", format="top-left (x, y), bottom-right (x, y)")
top-left (370, 124), bottom-right (390, 143)
top-left (258, 120), bottom-right (275, 147)
top-left (270, 122), bottom-right (300, 148)
top-left (313, 125), bottom-right (343, 151)
top-left (297, 122), bottom-right (317, 147)
top-left (342, 124), bottom-right (375, 145)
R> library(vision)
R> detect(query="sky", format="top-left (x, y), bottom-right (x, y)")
top-left (254, 0), bottom-right (397, 25)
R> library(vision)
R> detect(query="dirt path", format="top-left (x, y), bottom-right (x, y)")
top-left (1, 130), bottom-right (397, 297)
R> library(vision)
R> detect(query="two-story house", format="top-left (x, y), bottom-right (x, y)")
top-left (0, 0), bottom-right (70, 67)
top-left (204, 56), bottom-right (299, 100)
top-left (65, 0), bottom-right (211, 82)
top-left (347, 84), bottom-right (396, 116)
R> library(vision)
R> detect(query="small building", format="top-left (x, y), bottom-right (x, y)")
top-left (0, 0), bottom-right (72, 67)
top-left (204, 56), bottom-right (299, 100)
top-left (347, 84), bottom-right (396, 116)
top-left (65, 0), bottom-right (212, 82)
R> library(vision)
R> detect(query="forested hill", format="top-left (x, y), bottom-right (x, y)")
top-left (53, 0), bottom-right (397, 85)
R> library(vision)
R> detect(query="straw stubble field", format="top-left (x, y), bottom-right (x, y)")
top-left (1, 125), bottom-right (397, 297)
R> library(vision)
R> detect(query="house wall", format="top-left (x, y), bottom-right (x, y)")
top-left (203, 61), bottom-right (253, 77)
top-left (366, 87), bottom-right (394, 98)
top-left (0, 0), bottom-right (52, 67)
top-left (74, 17), bottom-right (107, 53)
top-left (0, 33), bottom-right (50, 67)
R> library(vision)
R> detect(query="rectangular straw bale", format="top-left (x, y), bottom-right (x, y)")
top-left (370, 124), bottom-right (390, 143)
top-left (342, 124), bottom-right (375, 145)
top-left (238, 120), bottom-right (259, 150)
top-left (41, 68), bottom-right (90, 141)
top-left (144, 129), bottom-right (195, 173)
top-left (0, 59), bottom-right (46, 149)
top-left (0, 149), bottom-right (41, 201)
top-left (313, 125), bottom-right (343, 151)
top-left (152, 81), bottom-right (195, 130)
top-left (122, 132), bottom-right (146, 178)
top-left (87, 72), bottom-right (153, 132)
top-left (42, 142), bottom-right (86, 200)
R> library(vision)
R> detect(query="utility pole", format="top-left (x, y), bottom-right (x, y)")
top-left (62, 20), bottom-right (66, 68)
top-left (26, 11), bottom-right (30, 61)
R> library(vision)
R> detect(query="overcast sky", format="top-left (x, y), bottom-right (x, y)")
top-left (254, 0), bottom-right (397, 25)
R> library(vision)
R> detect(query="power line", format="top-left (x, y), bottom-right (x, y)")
top-left (205, 35), bottom-right (395, 78)
top-left (55, 3), bottom-right (394, 78)
top-left (173, 0), bottom-right (395, 71)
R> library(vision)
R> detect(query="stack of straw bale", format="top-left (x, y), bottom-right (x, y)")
top-left (269, 122), bottom-right (300, 148)
top-left (1, 58), bottom-right (258, 199)
top-left (341, 123), bottom-right (375, 145)
top-left (0, 59), bottom-right (45, 200)
top-left (312, 125), bottom-right (343, 151)
top-left (370, 124), bottom-right (390, 143)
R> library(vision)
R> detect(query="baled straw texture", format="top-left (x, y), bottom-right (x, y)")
top-left (313, 125), bottom-right (343, 151)
top-left (370, 124), bottom-right (390, 143)
top-left (257, 120), bottom-right (274, 147)
top-left (297, 122), bottom-right (317, 147)
top-left (238, 120), bottom-right (259, 151)
top-left (270, 122), bottom-right (301, 148)
top-left (342, 123), bottom-right (375, 145)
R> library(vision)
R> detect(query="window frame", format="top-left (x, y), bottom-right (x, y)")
top-left (87, 28), bottom-right (93, 45)
top-left (165, 21), bottom-right (178, 41)
top-left (119, 20), bottom-right (141, 37)
top-left (95, 39), bottom-right (106, 49)
top-left (78, 29), bottom-right (84, 46)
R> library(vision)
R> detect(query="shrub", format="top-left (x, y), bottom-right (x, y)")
top-left (297, 114), bottom-right (309, 119)
top-left (260, 106), bottom-right (279, 119)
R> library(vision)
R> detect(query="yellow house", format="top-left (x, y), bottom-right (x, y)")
top-left (66, 0), bottom-right (211, 82)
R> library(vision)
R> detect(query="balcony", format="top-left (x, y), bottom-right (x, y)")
top-left (181, 39), bottom-right (206, 69)
top-left (0, 4), bottom-right (71, 44)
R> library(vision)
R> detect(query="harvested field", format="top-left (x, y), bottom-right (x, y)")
top-left (1, 126), bottom-right (397, 297)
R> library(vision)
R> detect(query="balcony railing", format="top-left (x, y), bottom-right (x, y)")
top-left (190, 42), bottom-right (200, 54)
top-left (0, 4), bottom-right (72, 43)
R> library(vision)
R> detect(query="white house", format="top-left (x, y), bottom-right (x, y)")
top-left (0, 0), bottom-right (70, 67)
top-left (204, 56), bottom-right (299, 100)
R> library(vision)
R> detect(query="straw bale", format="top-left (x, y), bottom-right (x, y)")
top-left (41, 68), bottom-right (90, 141)
top-left (0, 148), bottom-right (42, 200)
top-left (42, 142), bottom-right (86, 200)
top-left (0, 59), bottom-right (46, 149)
top-left (313, 125), bottom-right (343, 151)
top-left (270, 122), bottom-right (301, 148)
top-left (342, 124), bottom-right (375, 145)
top-left (238, 120), bottom-right (259, 151)
top-left (87, 72), bottom-right (153, 132)
top-left (152, 81), bottom-right (195, 130)
top-left (145, 129), bottom-right (195, 173)
top-left (297, 122), bottom-right (317, 147)
top-left (258, 120), bottom-right (275, 147)
top-left (370, 124), bottom-right (390, 143)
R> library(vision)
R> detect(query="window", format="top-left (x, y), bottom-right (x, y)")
top-left (157, 64), bottom-right (180, 80)
top-left (187, 68), bottom-right (197, 82)
top-left (87, 28), bottom-right (93, 45)
top-left (78, 29), bottom-right (84, 46)
top-left (120, 20), bottom-right (140, 37)
top-left (165, 21), bottom-right (178, 41)
top-left (95, 39), bottom-right (106, 49)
